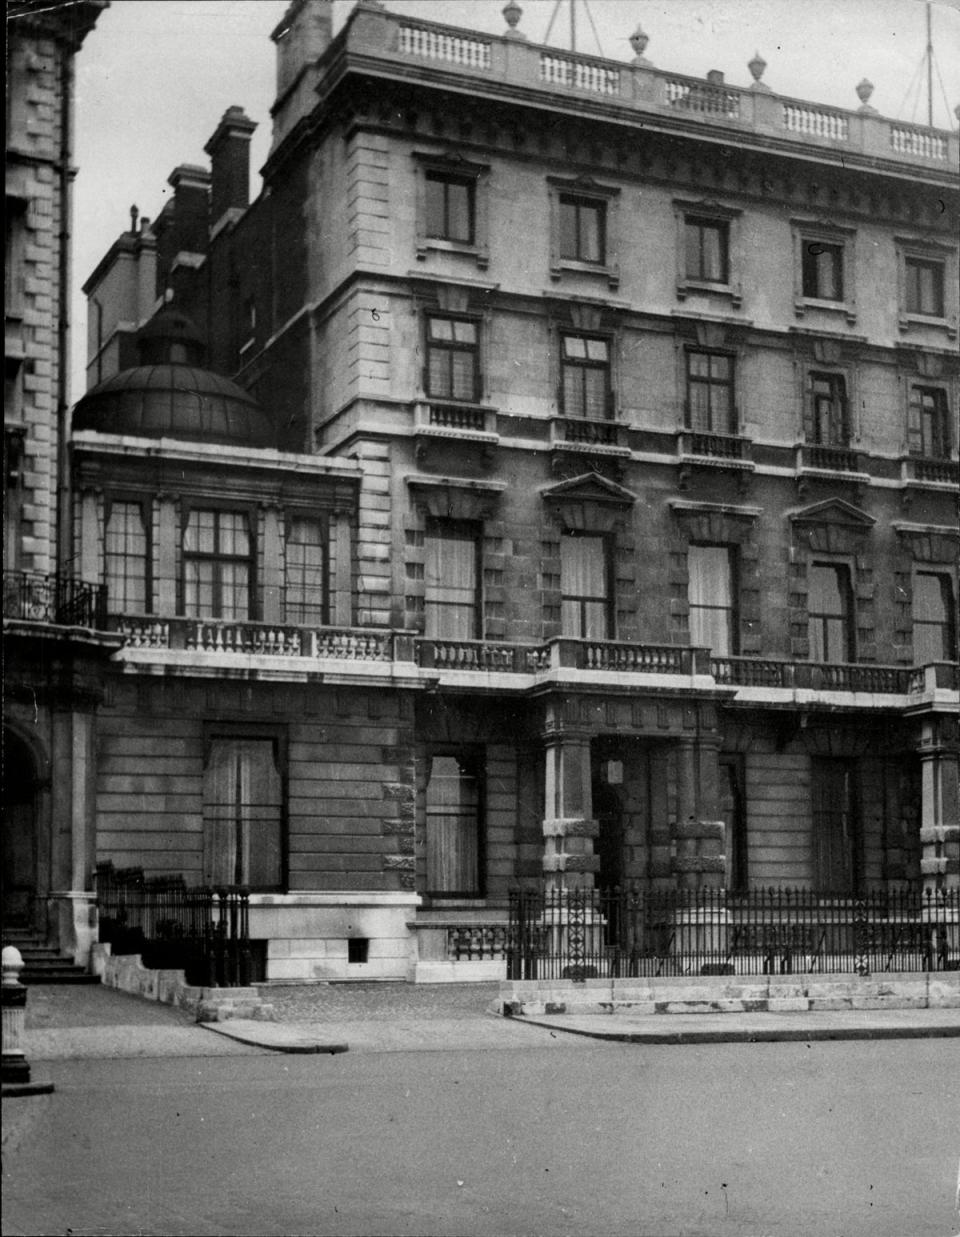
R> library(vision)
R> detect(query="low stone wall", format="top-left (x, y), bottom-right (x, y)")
top-left (91, 944), bottom-right (276, 1022)
top-left (497, 972), bottom-right (960, 1017)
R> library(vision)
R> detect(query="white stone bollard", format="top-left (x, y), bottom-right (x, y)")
top-left (2, 944), bottom-right (31, 1085)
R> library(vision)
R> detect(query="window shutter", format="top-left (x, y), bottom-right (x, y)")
top-left (802, 372), bottom-right (815, 443)
top-left (906, 386), bottom-right (923, 457)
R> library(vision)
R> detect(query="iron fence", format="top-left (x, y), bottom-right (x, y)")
top-left (507, 885), bottom-right (960, 980)
top-left (95, 862), bottom-right (253, 986)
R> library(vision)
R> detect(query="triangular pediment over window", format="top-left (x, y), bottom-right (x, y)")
top-left (540, 472), bottom-right (637, 532)
top-left (788, 498), bottom-right (875, 529)
top-left (540, 472), bottom-right (638, 507)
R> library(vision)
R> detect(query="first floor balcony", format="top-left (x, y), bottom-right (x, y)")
top-left (3, 570), bottom-right (107, 630)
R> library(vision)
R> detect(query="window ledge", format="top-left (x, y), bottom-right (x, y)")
top-left (416, 236), bottom-right (489, 270)
top-left (794, 296), bottom-right (857, 325)
top-left (550, 258), bottom-right (620, 290)
top-left (898, 313), bottom-right (957, 338)
top-left (676, 278), bottom-right (742, 308)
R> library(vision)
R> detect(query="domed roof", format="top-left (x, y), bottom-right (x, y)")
top-left (72, 308), bottom-right (276, 449)
top-left (72, 365), bottom-right (276, 449)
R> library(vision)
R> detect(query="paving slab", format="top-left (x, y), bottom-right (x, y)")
top-left (23, 1024), bottom-right (266, 1060)
top-left (508, 1005), bottom-right (960, 1044)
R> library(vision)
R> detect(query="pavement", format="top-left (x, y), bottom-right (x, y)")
top-left (7, 977), bottom-right (959, 1066)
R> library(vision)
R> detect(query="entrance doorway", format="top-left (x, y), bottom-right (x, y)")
top-left (3, 729), bottom-right (39, 929)
top-left (812, 757), bottom-right (860, 893)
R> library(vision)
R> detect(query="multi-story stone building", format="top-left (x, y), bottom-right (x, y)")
top-left (4, 0), bottom-right (110, 961)
top-left (75, 0), bottom-right (959, 981)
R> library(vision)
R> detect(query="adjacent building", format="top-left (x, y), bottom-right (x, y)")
top-left (4, 0), bottom-right (111, 960)
top-left (48, 0), bottom-right (960, 979)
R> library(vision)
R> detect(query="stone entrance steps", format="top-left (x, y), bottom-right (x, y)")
top-left (3, 932), bottom-right (99, 984)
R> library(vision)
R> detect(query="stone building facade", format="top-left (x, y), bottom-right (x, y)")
top-left (73, 0), bottom-right (959, 981)
top-left (4, 1), bottom-right (110, 960)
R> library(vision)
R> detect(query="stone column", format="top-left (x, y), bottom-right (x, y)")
top-left (541, 732), bottom-right (599, 891)
top-left (79, 489), bottom-right (100, 584)
top-left (917, 715), bottom-right (960, 892)
top-left (672, 737), bottom-right (725, 892)
top-left (155, 493), bottom-right (178, 615)
top-left (50, 704), bottom-right (98, 966)
top-left (332, 509), bottom-right (353, 627)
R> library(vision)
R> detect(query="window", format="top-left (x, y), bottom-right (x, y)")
top-left (424, 521), bottom-right (479, 640)
top-left (182, 508), bottom-right (252, 620)
top-left (105, 501), bottom-right (148, 614)
top-left (203, 735), bottom-right (283, 889)
top-left (284, 516), bottom-right (327, 624)
top-left (913, 572), bottom-right (956, 664)
top-left (812, 758), bottom-right (860, 894)
top-left (688, 545), bottom-right (737, 655)
top-left (905, 257), bottom-right (944, 318)
top-left (561, 531), bottom-right (609, 639)
top-left (561, 334), bottom-right (611, 419)
top-left (687, 350), bottom-right (735, 434)
top-left (808, 562), bottom-right (853, 664)
top-left (909, 386), bottom-right (951, 459)
top-left (809, 372), bottom-right (849, 446)
top-left (685, 217), bottom-right (728, 284)
top-left (425, 316), bottom-right (479, 403)
top-left (559, 194), bottom-right (605, 264)
top-left (425, 750), bottom-right (483, 897)
top-left (425, 171), bottom-right (474, 244)
top-left (802, 240), bottom-right (843, 301)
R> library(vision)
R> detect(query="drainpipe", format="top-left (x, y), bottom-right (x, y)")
top-left (55, 41), bottom-right (75, 574)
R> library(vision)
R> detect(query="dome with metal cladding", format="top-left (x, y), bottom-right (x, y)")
top-left (72, 309), bottom-right (275, 449)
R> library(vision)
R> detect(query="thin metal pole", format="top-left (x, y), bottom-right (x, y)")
top-left (570, 0), bottom-right (575, 52)
top-left (926, 2), bottom-right (933, 128)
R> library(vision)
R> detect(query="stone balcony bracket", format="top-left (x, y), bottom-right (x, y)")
top-left (542, 853), bottom-right (602, 873)
top-left (542, 817), bottom-right (600, 839)
top-left (920, 826), bottom-right (960, 847)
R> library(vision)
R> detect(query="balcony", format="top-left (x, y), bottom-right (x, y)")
top-left (350, 9), bottom-right (960, 172)
top-left (3, 571), bottom-right (107, 630)
top-left (412, 400), bottom-right (498, 465)
top-left (900, 454), bottom-right (959, 501)
top-left (710, 655), bottom-right (914, 694)
top-left (795, 443), bottom-right (869, 493)
top-left (678, 431), bottom-right (754, 489)
top-left (111, 615), bottom-right (402, 662)
top-left (550, 416), bottom-right (630, 468)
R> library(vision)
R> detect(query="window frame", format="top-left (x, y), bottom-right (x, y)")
top-left (559, 528), bottom-right (613, 640)
top-left (423, 313), bottom-right (482, 405)
top-left (806, 370), bottom-right (851, 447)
top-left (807, 559), bottom-right (855, 664)
top-left (559, 332), bottom-right (614, 420)
top-left (558, 193), bottom-right (606, 266)
top-left (548, 176), bottom-right (621, 289)
top-left (907, 384), bottom-right (952, 460)
top-left (685, 348), bottom-right (737, 435)
top-left (201, 723), bottom-right (287, 893)
top-left (283, 512), bottom-right (329, 626)
top-left (423, 745), bottom-right (486, 899)
top-left (179, 502), bottom-right (257, 621)
top-left (413, 153), bottom-right (489, 269)
top-left (423, 518), bottom-right (482, 641)
top-left (896, 237), bottom-right (958, 338)
top-left (791, 220), bottom-right (857, 324)
top-left (104, 494), bottom-right (152, 616)
top-left (912, 570), bottom-right (957, 665)
top-left (674, 199), bottom-right (742, 307)
top-left (684, 215), bottom-right (730, 286)
top-left (687, 542), bottom-right (739, 656)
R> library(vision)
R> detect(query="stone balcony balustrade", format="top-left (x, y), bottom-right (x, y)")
top-left (334, 6), bottom-right (958, 172)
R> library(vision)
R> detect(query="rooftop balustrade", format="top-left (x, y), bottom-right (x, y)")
top-left (340, 8), bottom-right (959, 172)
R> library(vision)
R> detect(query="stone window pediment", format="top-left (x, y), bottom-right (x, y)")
top-left (406, 474), bottom-right (506, 522)
top-left (789, 498), bottom-right (875, 529)
top-left (541, 471), bottom-right (636, 533)
top-left (789, 499), bottom-right (874, 556)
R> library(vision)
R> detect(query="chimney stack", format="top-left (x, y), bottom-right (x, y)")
top-left (271, 0), bottom-right (333, 99)
top-left (204, 106), bottom-right (257, 228)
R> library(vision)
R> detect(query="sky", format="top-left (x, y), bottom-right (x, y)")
top-left (70, 0), bottom-right (960, 397)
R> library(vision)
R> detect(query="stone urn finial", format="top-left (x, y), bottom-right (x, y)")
top-left (747, 52), bottom-right (767, 88)
top-left (503, 1), bottom-right (525, 39)
top-left (629, 24), bottom-right (652, 67)
top-left (954, 102), bottom-right (960, 128)
top-left (856, 78), bottom-right (874, 106)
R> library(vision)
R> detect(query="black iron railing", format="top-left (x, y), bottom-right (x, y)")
top-left (95, 862), bottom-right (252, 987)
top-left (507, 885), bottom-right (960, 980)
top-left (3, 570), bottom-right (107, 628)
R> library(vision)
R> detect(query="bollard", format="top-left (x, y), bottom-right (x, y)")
top-left (2, 945), bottom-right (31, 1084)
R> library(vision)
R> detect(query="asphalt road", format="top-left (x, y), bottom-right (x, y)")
top-left (3, 1038), bottom-right (958, 1237)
